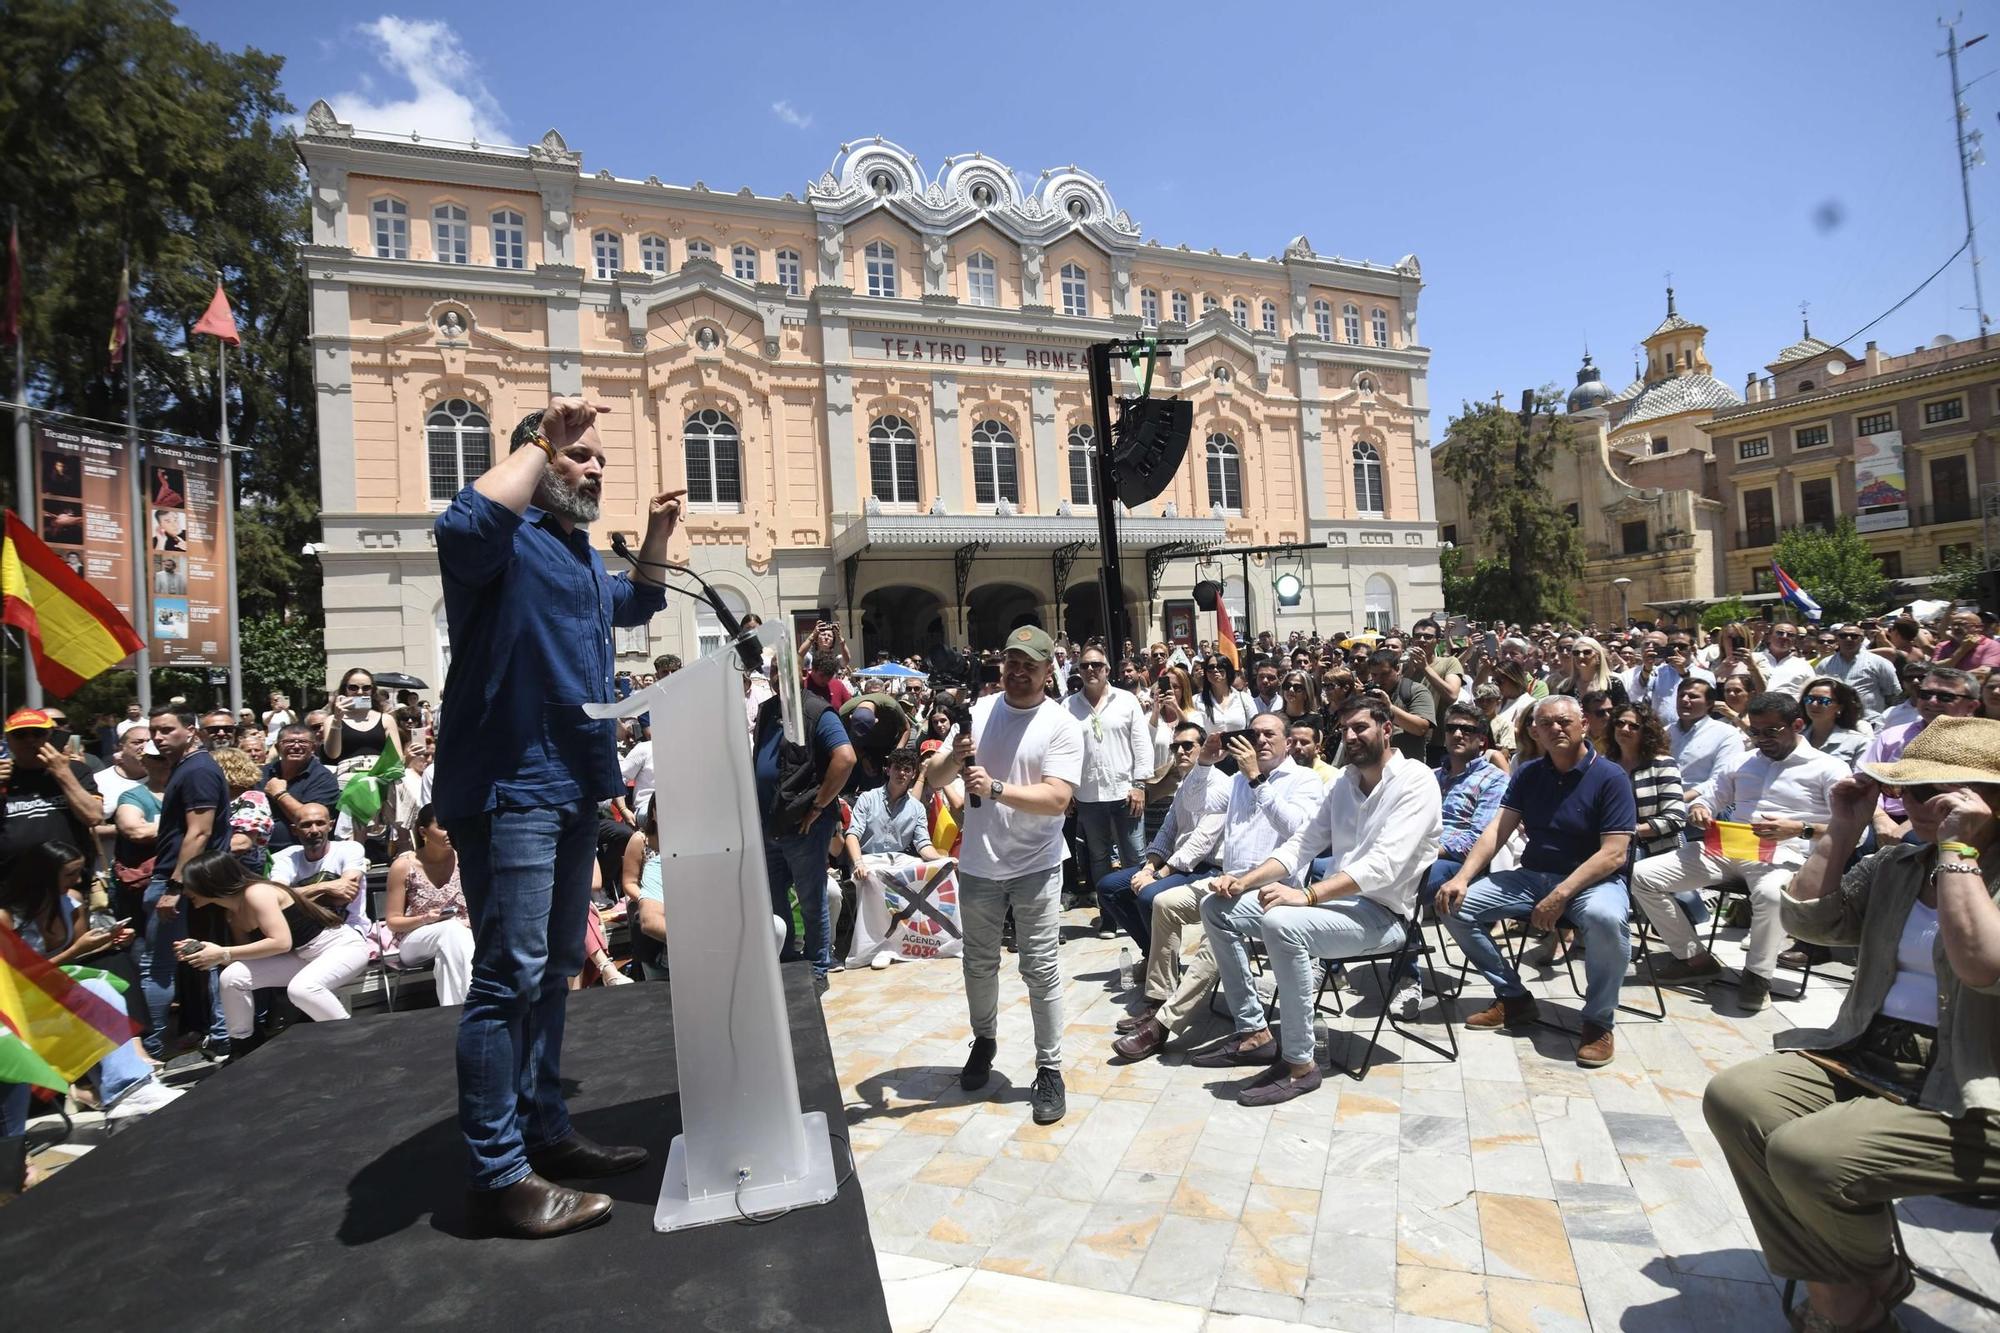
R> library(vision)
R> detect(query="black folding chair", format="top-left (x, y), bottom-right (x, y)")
top-left (1704, 879), bottom-right (1825, 999)
top-left (1311, 921), bottom-right (1459, 1081)
top-left (1781, 1194), bottom-right (2000, 1319)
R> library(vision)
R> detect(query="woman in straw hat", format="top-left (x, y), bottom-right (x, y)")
top-left (1704, 715), bottom-right (2000, 1332)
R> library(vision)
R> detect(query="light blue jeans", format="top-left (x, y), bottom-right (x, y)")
top-left (1442, 868), bottom-right (1631, 1029)
top-left (1202, 890), bottom-right (1406, 1066)
top-left (1076, 800), bottom-right (1145, 892)
top-left (959, 866), bottom-right (1065, 1069)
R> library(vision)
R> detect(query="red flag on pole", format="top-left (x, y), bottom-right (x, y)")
top-left (1, 215), bottom-right (19, 345)
top-left (108, 263), bottom-right (129, 368)
top-left (192, 282), bottom-right (239, 345)
top-left (1214, 595), bottom-right (1240, 670)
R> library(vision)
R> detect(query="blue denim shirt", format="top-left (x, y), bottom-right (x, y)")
top-left (432, 488), bottom-right (666, 819)
top-left (1435, 756), bottom-right (1507, 862)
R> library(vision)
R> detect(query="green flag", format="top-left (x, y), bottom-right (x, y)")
top-left (0, 1029), bottom-right (67, 1093)
top-left (336, 728), bottom-right (406, 826)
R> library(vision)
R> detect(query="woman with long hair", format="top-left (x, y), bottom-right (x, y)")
top-left (1719, 673), bottom-right (1754, 729)
top-left (1192, 656), bottom-right (1253, 733)
top-left (175, 848), bottom-right (372, 1038)
top-left (1277, 669), bottom-right (1317, 724)
top-left (1564, 636), bottom-right (1628, 706)
top-left (1611, 703), bottom-right (1688, 859)
top-left (321, 666), bottom-right (388, 762)
top-left (384, 804), bottom-right (473, 1005)
top-left (1801, 676), bottom-right (1872, 766)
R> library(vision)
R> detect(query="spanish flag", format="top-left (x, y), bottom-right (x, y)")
top-left (1703, 820), bottom-right (1778, 863)
top-left (1, 510), bottom-right (146, 695)
top-left (0, 921), bottom-right (135, 1087)
top-left (1214, 594), bottom-right (1240, 670)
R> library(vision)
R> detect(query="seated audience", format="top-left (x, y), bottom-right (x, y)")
top-left (844, 746), bottom-right (945, 970)
top-left (1286, 715), bottom-right (1338, 784)
top-left (1436, 694), bottom-right (1636, 1067)
top-left (261, 722), bottom-right (341, 853)
top-left (1801, 676), bottom-right (1872, 767)
top-left (1704, 716), bottom-right (2000, 1333)
top-left (1669, 678), bottom-right (1746, 792)
top-left (1189, 699), bottom-right (1441, 1105)
top-left (1860, 666), bottom-right (1980, 843)
top-left (383, 803), bottom-right (472, 1005)
top-left (1614, 702), bottom-right (1688, 860)
top-left (212, 746), bottom-right (275, 876)
top-left (269, 802), bottom-right (369, 930)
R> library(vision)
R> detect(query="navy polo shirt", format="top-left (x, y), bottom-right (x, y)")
top-left (432, 488), bottom-right (667, 819)
top-left (1500, 747), bottom-right (1636, 876)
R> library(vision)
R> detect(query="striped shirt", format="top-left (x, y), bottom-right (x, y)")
top-left (1624, 755), bottom-right (1688, 859)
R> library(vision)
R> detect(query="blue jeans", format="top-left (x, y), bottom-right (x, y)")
top-left (138, 876), bottom-right (226, 1058)
top-left (1096, 864), bottom-right (1202, 955)
top-left (1203, 889), bottom-right (1406, 1065)
top-left (766, 806), bottom-right (840, 979)
top-left (1076, 800), bottom-right (1145, 894)
top-left (447, 800), bottom-right (596, 1192)
top-left (1388, 859), bottom-right (1461, 984)
top-left (1443, 868), bottom-right (1631, 1029)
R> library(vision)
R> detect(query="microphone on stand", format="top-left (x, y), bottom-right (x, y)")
top-left (609, 533), bottom-right (763, 673)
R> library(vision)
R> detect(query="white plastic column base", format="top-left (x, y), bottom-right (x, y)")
top-left (653, 1110), bottom-right (839, 1233)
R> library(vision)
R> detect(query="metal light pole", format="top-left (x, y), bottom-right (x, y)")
top-left (1613, 576), bottom-right (1632, 627)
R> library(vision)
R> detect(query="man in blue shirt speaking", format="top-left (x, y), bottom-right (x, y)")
top-left (433, 396), bottom-right (683, 1239)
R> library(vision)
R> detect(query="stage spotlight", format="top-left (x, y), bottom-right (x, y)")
top-left (1273, 572), bottom-right (1303, 607)
top-left (1110, 395), bottom-right (1192, 506)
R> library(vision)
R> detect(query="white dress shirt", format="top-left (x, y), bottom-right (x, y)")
top-left (1669, 715), bottom-right (1746, 789)
top-left (1816, 649), bottom-right (1901, 720)
top-left (1144, 763), bottom-right (1228, 873)
top-left (1697, 738), bottom-right (1847, 866)
top-left (1755, 651), bottom-right (1817, 699)
top-left (1065, 685), bottom-right (1156, 803)
top-left (1270, 750), bottom-right (1443, 917)
top-left (1216, 757), bottom-right (1323, 884)
top-left (1192, 690), bottom-right (1255, 735)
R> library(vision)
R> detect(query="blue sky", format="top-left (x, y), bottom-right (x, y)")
top-left (189, 0), bottom-right (2000, 429)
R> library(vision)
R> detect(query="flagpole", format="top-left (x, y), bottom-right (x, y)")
top-left (124, 246), bottom-right (150, 716)
top-left (11, 207), bottom-right (39, 706)
top-left (219, 329), bottom-right (241, 716)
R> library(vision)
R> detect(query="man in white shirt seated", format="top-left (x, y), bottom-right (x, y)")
top-left (1097, 721), bottom-right (1224, 954)
top-left (270, 801), bottom-right (370, 931)
top-left (1630, 692), bottom-right (1845, 1011)
top-left (620, 724), bottom-right (655, 820)
top-left (1111, 714), bottom-right (1317, 1065)
top-left (1186, 700), bottom-right (1443, 1107)
top-left (1755, 622), bottom-right (1818, 699)
top-left (1669, 679), bottom-right (1746, 792)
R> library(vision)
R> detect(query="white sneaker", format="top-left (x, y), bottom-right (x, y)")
top-left (107, 1079), bottom-right (183, 1120)
top-left (870, 952), bottom-right (894, 971)
top-left (1388, 978), bottom-right (1423, 1021)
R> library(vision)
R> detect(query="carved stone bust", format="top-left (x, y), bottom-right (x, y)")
top-left (437, 310), bottom-right (466, 340)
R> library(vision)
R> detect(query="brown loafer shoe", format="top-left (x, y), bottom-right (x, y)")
top-left (527, 1131), bottom-right (649, 1180)
top-left (1115, 1005), bottom-right (1158, 1035)
top-left (1465, 995), bottom-right (1539, 1030)
top-left (1112, 1017), bottom-right (1169, 1062)
top-left (1576, 1023), bottom-right (1615, 1068)
top-left (1238, 1062), bottom-right (1323, 1107)
top-left (1190, 1034), bottom-right (1280, 1067)
top-left (1651, 951), bottom-right (1722, 984)
top-left (466, 1171), bottom-right (613, 1239)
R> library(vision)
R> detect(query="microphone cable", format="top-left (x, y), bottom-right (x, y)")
top-left (608, 533), bottom-right (762, 673)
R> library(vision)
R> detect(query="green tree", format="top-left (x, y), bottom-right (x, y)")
top-left (1435, 390), bottom-right (1586, 626)
top-left (240, 611), bottom-right (325, 702)
top-left (1933, 544), bottom-right (1990, 604)
top-left (1770, 519), bottom-right (1890, 624)
top-left (1699, 596), bottom-right (1751, 631)
top-left (0, 0), bottom-right (321, 700)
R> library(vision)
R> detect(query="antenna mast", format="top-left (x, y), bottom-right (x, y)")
top-left (1944, 17), bottom-right (1990, 345)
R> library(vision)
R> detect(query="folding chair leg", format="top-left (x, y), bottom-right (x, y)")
top-left (1561, 915), bottom-right (1667, 1022)
top-left (1893, 1205), bottom-right (2000, 1314)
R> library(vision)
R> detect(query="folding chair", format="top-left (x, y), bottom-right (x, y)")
top-left (1705, 879), bottom-right (1822, 999)
top-left (1311, 922), bottom-right (1458, 1081)
top-left (1781, 1194), bottom-right (2000, 1319)
top-left (1458, 906), bottom-right (1668, 1033)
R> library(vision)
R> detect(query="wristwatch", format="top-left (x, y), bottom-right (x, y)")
top-left (1801, 823), bottom-right (1817, 840)
top-left (990, 779), bottom-right (1007, 801)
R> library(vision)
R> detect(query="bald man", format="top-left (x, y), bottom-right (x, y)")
top-left (269, 800), bottom-right (371, 931)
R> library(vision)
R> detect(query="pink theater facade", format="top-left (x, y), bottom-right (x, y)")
top-left (297, 104), bottom-right (1440, 680)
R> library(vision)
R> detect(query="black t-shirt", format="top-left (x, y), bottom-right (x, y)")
top-left (157, 750), bottom-right (229, 881)
top-left (260, 757), bottom-right (341, 852)
top-left (0, 761), bottom-right (99, 875)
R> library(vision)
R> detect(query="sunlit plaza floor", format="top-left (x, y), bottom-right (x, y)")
top-left (822, 908), bottom-right (2000, 1333)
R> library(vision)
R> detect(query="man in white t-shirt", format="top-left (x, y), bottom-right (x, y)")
top-left (620, 727), bottom-right (656, 819)
top-left (270, 801), bottom-right (370, 930)
top-left (923, 624), bottom-right (1082, 1126)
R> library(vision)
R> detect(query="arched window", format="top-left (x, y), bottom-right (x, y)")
top-left (1363, 575), bottom-right (1396, 633)
top-left (639, 234), bottom-right (669, 273)
top-left (591, 230), bottom-right (621, 280)
top-left (694, 586), bottom-right (752, 659)
top-left (372, 197), bottom-right (408, 259)
top-left (686, 238), bottom-right (713, 263)
top-left (1230, 298), bottom-right (1249, 330)
top-left (868, 415), bottom-right (919, 505)
top-left (684, 409), bottom-right (742, 507)
top-left (1206, 433), bottom-right (1242, 512)
top-left (1060, 262), bottom-right (1089, 317)
top-left (1352, 440), bottom-right (1384, 513)
top-left (1067, 424), bottom-right (1097, 505)
top-left (1170, 290), bottom-right (1190, 323)
top-left (1342, 303), bottom-right (1361, 345)
top-left (1371, 306), bottom-right (1390, 348)
top-left (971, 419), bottom-right (1019, 506)
top-left (731, 244), bottom-right (758, 282)
top-left (1202, 293), bottom-right (1219, 317)
top-left (1313, 299), bottom-right (1332, 340)
top-left (1140, 288), bottom-right (1159, 326)
top-left (864, 241), bottom-right (898, 298)
top-left (432, 204), bottom-right (468, 264)
top-left (966, 252), bottom-right (998, 307)
top-left (776, 249), bottom-right (802, 295)
top-left (1261, 300), bottom-right (1278, 334)
top-left (425, 399), bottom-right (491, 504)
top-left (491, 209), bottom-right (525, 269)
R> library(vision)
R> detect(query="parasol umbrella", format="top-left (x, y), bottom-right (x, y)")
top-left (372, 671), bottom-right (430, 690)
top-left (855, 662), bottom-right (928, 681)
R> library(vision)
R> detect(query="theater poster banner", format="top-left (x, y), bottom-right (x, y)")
top-left (1854, 429), bottom-right (1911, 533)
top-left (140, 437), bottom-right (228, 668)
top-left (32, 420), bottom-right (139, 628)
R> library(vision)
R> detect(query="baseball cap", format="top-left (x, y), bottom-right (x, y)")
top-left (1003, 625), bottom-right (1054, 662)
top-left (5, 708), bottom-right (54, 732)
top-left (142, 740), bottom-right (162, 757)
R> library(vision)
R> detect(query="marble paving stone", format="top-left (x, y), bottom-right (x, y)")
top-left (1476, 1193), bottom-right (1578, 1285)
top-left (973, 1195), bottom-right (1092, 1282)
top-left (875, 1250), bottom-right (974, 1333)
top-left (1103, 1168), bottom-right (1181, 1209)
top-left (1551, 1181), bottom-right (1655, 1247)
top-left (1254, 1115), bottom-right (1335, 1190)
top-left (1621, 1157), bottom-right (1772, 1286)
top-left (1129, 1213), bottom-right (1239, 1308)
top-left (1482, 1276), bottom-right (1591, 1333)
top-left (1535, 1096), bottom-right (1628, 1188)
top-left (1395, 1266), bottom-right (1487, 1325)
top-left (1118, 1098), bottom-right (1214, 1176)
top-left (1222, 1184), bottom-right (1322, 1298)
top-left (1400, 1112), bottom-right (1471, 1156)
top-left (931, 1269), bottom-right (1207, 1333)
top-left (1052, 1198), bottom-right (1170, 1294)
top-left (1300, 1295), bottom-right (1397, 1333)
top-left (1336, 1090), bottom-right (1404, 1136)
top-left (916, 1151), bottom-right (994, 1190)
top-left (944, 1111), bottom-right (1027, 1159)
top-left (1304, 1229), bottom-right (1396, 1306)
top-left (1395, 1190), bottom-right (1484, 1274)
top-left (965, 1150), bottom-right (1050, 1207)
top-left (1598, 1110), bottom-right (1695, 1162)
top-left (1322, 1129), bottom-right (1400, 1182)
top-left (1206, 1315), bottom-right (1345, 1333)
top-left (1211, 1285), bottom-right (1308, 1323)
top-left (1172, 1169), bottom-right (1256, 1222)
top-left (1315, 1174), bottom-right (1399, 1240)
top-left (1400, 1087), bottom-right (1469, 1119)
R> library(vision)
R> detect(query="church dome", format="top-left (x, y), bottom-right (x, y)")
top-left (1566, 351), bottom-right (1611, 413)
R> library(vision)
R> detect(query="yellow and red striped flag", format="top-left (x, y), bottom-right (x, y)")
top-left (1214, 594), bottom-right (1240, 670)
top-left (0, 921), bottom-right (135, 1086)
top-left (1, 510), bottom-right (146, 695)
top-left (1703, 820), bottom-right (1778, 864)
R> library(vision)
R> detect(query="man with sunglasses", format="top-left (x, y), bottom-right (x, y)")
top-left (261, 722), bottom-right (342, 853)
top-left (1631, 692), bottom-right (1847, 1010)
top-left (1409, 618), bottom-right (1465, 761)
top-left (0, 707), bottom-right (103, 880)
top-left (1067, 646), bottom-right (1155, 927)
top-left (1859, 666), bottom-right (1982, 844)
top-left (1817, 623), bottom-right (1900, 721)
top-left (1755, 622), bottom-right (1817, 700)
top-left (198, 708), bottom-right (238, 752)
top-left (1932, 606), bottom-right (2000, 671)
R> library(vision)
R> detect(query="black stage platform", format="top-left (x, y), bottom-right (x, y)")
top-left (0, 968), bottom-right (889, 1332)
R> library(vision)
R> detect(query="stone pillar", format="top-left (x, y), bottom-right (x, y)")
top-left (931, 372), bottom-right (962, 512)
top-left (310, 274), bottom-right (357, 511)
top-left (1030, 378), bottom-right (1059, 513)
top-left (821, 315), bottom-right (858, 515)
top-left (1296, 360), bottom-right (1328, 523)
top-left (1409, 365), bottom-right (1436, 524)
top-left (546, 290), bottom-right (583, 397)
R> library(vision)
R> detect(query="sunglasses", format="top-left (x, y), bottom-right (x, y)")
top-left (1590, 706), bottom-right (1615, 717)
top-left (1614, 719), bottom-right (1642, 731)
top-left (1745, 724), bottom-right (1793, 739)
top-left (1915, 687), bottom-right (1974, 703)
top-left (343, 684), bottom-right (373, 694)
top-left (1897, 784), bottom-right (1947, 803)
top-left (1079, 661), bottom-right (1108, 671)
top-left (1283, 682), bottom-right (1308, 691)
top-left (1804, 695), bottom-right (1838, 707)
top-left (1171, 740), bottom-right (1199, 753)
top-left (1442, 722), bottom-right (1484, 737)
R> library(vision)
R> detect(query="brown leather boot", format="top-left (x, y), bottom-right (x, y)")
top-left (465, 1172), bottom-right (613, 1239)
top-left (1465, 994), bottom-right (1539, 1030)
top-left (1575, 1023), bottom-right (1616, 1068)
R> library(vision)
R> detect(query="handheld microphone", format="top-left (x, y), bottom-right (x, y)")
top-left (609, 533), bottom-right (762, 673)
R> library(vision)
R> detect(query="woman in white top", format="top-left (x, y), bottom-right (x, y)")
top-left (1192, 657), bottom-right (1254, 734)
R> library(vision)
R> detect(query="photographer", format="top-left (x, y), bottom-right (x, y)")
top-left (1365, 647), bottom-right (1435, 764)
